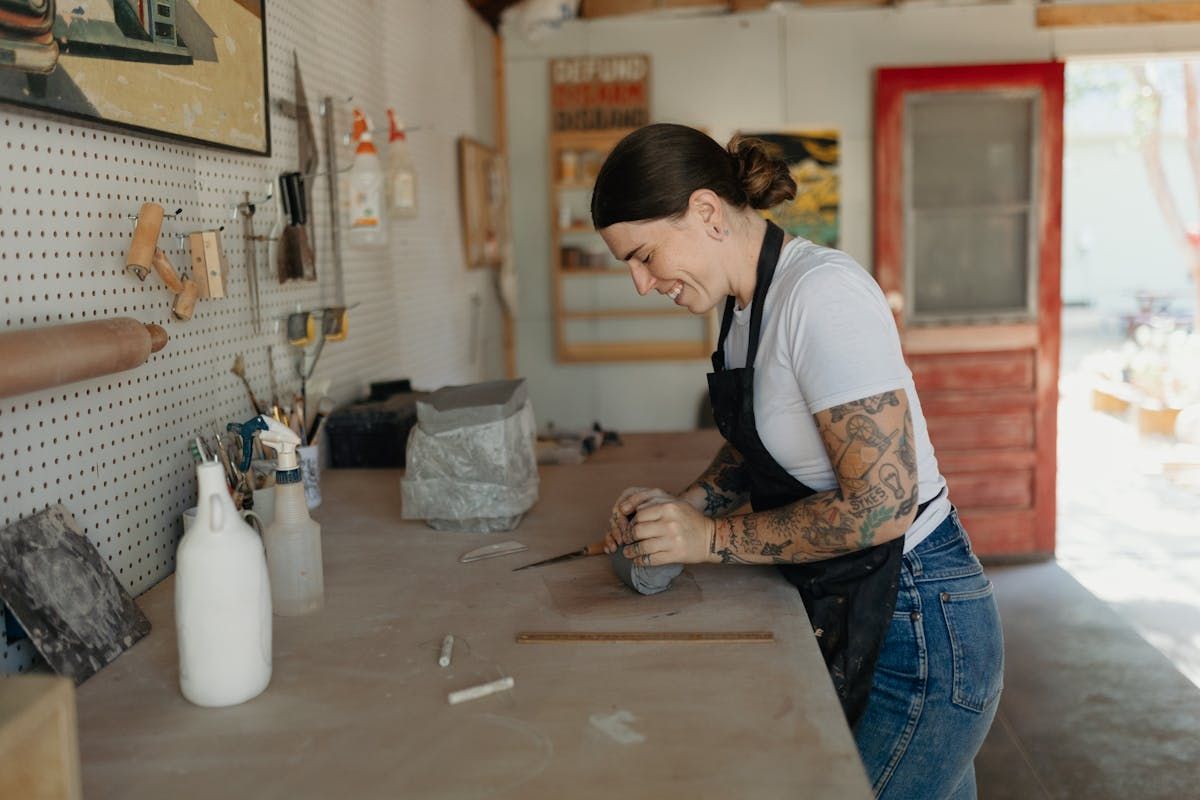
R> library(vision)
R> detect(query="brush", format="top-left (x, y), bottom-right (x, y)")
top-left (231, 354), bottom-right (265, 415)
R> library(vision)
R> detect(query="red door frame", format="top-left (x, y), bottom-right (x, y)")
top-left (874, 62), bottom-right (1065, 556)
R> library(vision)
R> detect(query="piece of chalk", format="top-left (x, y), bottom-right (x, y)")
top-left (447, 676), bottom-right (514, 706)
top-left (438, 634), bottom-right (454, 668)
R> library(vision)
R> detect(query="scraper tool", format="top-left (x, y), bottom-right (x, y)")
top-left (512, 540), bottom-right (606, 571)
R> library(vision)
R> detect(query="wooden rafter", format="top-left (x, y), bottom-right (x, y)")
top-left (1037, 1), bottom-right (1200, 28)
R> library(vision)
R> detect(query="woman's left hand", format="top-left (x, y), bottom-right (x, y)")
top-left (622, 498), bottom-right (715, 566)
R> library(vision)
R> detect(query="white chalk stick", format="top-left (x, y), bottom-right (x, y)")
top-left (447, 676), bottom-right (514, 706)
top-left (438, 634), bottom-right (454, 668)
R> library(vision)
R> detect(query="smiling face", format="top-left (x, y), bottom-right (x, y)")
top-left (598, 190), bottom-right (731, 314)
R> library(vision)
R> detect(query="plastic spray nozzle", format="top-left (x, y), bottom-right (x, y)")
top-left (351, 108), bottom-right (368, 141)
top-left (227, 416), bottom-right (270, 471)
top-left (387, 109), bottom-right (405, 142)
top-left (352, 108), bottom-right (377, 154)
top-left (258, 414), bottom-right (301, 472)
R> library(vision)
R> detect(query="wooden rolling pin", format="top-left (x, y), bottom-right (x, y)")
top-left (0, 318), bottom-right (168, 399)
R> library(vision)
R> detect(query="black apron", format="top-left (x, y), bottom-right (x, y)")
top-left (707, 220), bottom-right (914, 727)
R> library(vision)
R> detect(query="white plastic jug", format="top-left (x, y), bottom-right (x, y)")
top-left (175, 461), bottom-right (273, 706)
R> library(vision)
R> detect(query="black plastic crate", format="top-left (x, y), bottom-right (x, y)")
top-left (325, 393), bottom-right (424, 469)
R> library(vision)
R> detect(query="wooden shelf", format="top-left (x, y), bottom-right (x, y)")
top-left (563, 308), bottom-right (690, 320)
top-left (559, 266), bottom-right (627, 275)
top-left (558, 340), bottom-right (711, 363)
top-left (550, 127), bottom-right (714, 362)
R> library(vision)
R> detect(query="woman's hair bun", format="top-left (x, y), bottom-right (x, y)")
top-left (727, 135), bottom-right (796, 210)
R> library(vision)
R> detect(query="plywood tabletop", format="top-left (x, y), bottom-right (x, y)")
top-left (75, 432), bottom-right (871, 799)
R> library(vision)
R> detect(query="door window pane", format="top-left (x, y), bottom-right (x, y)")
top-left (913, 210), bottom-right (1029, 317)
top-left (907, 92), bottom-right (1038, 321)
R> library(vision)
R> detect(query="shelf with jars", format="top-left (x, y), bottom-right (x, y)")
top-left (549, 128), bottom-right (714, 363)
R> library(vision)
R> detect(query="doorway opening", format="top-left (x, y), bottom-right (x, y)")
top-left (1058, 56), bottom-right (1200, 687)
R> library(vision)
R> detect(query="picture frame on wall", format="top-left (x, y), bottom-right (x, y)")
top-left (458, 136), bottom-right (509, 269)
top-left (0, 0), bottom-right (271, 156)
top-left (738, 130), bottom-right (840, 248)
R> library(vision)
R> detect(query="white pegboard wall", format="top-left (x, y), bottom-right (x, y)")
top-left (0, 0), bottom-right (503, 674)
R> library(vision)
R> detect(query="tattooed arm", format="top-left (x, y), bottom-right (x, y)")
top-left (678, 443), bottom-right (752, 517)
top-left (708, 389), bottom-right (918, 564)
top-left (615, 389), bottom-right (919, 567)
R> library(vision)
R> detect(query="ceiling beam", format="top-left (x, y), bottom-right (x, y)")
top-left (1037, 1), bottom-right (1200, 27)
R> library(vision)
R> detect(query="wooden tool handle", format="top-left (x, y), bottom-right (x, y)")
top-left (125, 202), bottom-right (164, 280)
top-left (151, 248), bottom-right (185, 294)
top-left (585, 540), bottom-right (607, 556)
top-left (516, 631), bottom-right (775, 644)
top-left (0, 318), bottom-right (168, 399)
top-left (171, 278), bottom-right (199, 321)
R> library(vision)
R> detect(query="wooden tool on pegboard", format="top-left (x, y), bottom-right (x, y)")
top-left (189, 229), bottom-right (230, 299)
top-left (0, 318), bottom-right (168, 399)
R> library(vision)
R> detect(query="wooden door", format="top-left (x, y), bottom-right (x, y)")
top-left (875, 62), bottom-right (1064, 559)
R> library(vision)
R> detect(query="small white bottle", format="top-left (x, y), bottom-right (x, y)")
top-left (347, 108), bottom-right (387, 249)
top-left (387, 109), bottom-right (418, 218)
top-left (260, 416), bottom-right (325, 616)
top-left (175, 461), bottom-right (272, 707)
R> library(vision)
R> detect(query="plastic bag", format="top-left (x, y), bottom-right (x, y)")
top-left (400, 383), bottom-right (538, 532)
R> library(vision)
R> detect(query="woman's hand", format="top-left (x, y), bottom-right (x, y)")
top-left (605, 487), bottom-right (675, 553)
top-left (621, 499), bottom-right (716, 566)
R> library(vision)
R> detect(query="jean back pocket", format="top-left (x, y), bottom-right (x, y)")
top-left (940, 582), bottom-right (1004, 712)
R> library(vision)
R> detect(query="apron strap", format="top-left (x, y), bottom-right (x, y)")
top-left (711, 220), bottom-right (786, 373)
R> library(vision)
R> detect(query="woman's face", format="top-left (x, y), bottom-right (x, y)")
top-left (598, 202), bottom-right (728, 314)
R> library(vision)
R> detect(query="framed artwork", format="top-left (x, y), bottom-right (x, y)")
top-left (458, 136), bottom-right (509, 269)
top-left (739, 130), bottom-right (840, 247)
top-left (0, 0), bottom-right (270, 155)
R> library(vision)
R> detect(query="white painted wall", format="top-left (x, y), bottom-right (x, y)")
top-left (0, 0), bottom-right (502, 674)
top-left (503, 0), bottom-right (1200, 432)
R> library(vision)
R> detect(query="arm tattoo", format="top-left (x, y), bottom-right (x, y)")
top-left (709, 390), bottom-right (920, 565)
top-left (685, 443), bottom-right (751, 517)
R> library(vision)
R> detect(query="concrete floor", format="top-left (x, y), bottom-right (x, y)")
top-left (975, 313), bottom-right (1200, 799)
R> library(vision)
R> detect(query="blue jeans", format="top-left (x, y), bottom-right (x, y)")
top-left (853, 509), bottom-right (1004, 800)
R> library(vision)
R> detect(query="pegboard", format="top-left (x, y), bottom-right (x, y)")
top-left (0, 0), bottom-right (504, 674)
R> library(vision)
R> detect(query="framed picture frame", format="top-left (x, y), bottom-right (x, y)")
top-left (737, 130), bottom-right (840, 247)
top-left (458, 136), bottom-right (509, 269)
top-left (0, 0), bottom-right (271, 156)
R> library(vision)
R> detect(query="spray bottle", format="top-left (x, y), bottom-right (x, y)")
top-left (175, 460), bottom-right (272, 706)
top-left (346, 108), bottom-right (387, 249)
top-left (387, 109), bottom-right (418, 218)
top-left (260, 415), bottom-right (325, 616)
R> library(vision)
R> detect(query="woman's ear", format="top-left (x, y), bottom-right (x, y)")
top-left (688, 189), bottom-right (727, 240)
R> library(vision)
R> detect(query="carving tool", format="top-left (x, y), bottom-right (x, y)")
top-left (460, 540), bottom-right (528, 564)
top-left (516, 632), bottom-right (776, 644)
top-left (447, 676), bottom-right (513, 706)
top-left (305, 395), bottom-right (335, 443)
top-left (295, 52), bottom-right (319, 282)
top-left (238, 192), bottom-right (263, 333)
top-left (512, 540), bottom-right (606, 571)
top-left (267, 344), bottom-right (284, 420)
top-left (230, 354), bottom-right (265, 415)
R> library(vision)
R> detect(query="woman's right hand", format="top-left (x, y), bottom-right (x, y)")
top-left (605, 487), bottom-right (675, 553)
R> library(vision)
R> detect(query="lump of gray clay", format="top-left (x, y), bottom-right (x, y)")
top-left (610, 549), bottom-right (683, 595)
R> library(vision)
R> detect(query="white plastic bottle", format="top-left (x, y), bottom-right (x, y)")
top-left (260, 415), bottom-right (325, 616)
top-left (175, 460), bottom-right (272, 707)
top-left (387, 109), bottom-right (418, 218)
top-left (347, 108), bottom-right (387, 249)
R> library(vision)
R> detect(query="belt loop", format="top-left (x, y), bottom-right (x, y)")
top-left (907, 549), bottom-right (923, 577)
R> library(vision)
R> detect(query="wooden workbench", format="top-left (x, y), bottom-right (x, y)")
top-left (76, 432), bottom-right (872, 799)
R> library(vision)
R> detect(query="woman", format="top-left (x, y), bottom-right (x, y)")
top-left (592, 123), bottom-right (1003, 800)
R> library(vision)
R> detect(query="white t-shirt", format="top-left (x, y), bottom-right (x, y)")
top-left (723, 236), bottom-right (949, 553)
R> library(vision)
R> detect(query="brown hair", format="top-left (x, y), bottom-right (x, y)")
top-left (590, 124), bottom-right (796, 228)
